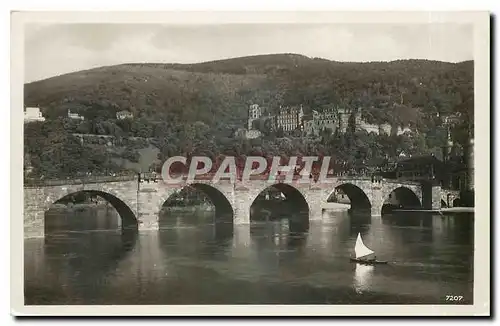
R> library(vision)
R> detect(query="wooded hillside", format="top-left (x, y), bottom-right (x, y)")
top-left (24, 54), bottom-right (474, 178)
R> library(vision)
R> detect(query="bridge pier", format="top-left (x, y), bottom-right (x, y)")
top-left (137, 189), bottom-right (172, 231)
top-left (233, 208), bottom-right (250, 224)
top-left (310, 205), bottom-right (324, 221)
top-left (233, 185), bottom-right (261, 225)
top-left (369, 188), bottom-right (384, 217)
top-left (421, 183), bottom-right (442, 210)
top-left (233, 224), bottom-right (251, 247)
top-left (137, 212), bottom-right (159, 231)
top-left (370, 205), bottom-right (382, 217)
top-left (24, 207), bottom-right (45, 238)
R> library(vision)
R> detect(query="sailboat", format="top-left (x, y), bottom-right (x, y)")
top-left (350, 233), bottom-right (388, 264)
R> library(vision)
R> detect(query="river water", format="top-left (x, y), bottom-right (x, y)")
top-left (24, 206), bottom-right (474, 305)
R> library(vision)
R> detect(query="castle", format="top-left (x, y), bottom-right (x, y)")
top-left (248, 103), bottom-right (304, 132)
top-left (245, 104), bottom-right (414, 138)
top-left (273, 105), bottom-right (304, 132)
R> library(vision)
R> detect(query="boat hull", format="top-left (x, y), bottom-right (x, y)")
top-left (350, 257), bottom-right (388, 265)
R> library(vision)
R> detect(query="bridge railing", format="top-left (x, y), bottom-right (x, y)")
top-left (24, 172), bottom-right (424, 188)
top-left (168, 173), bottom-right (327, 182)
top-left (383, 179), bottom-right (422, 186)
top-left (23, 175), bottom-right (138, 188)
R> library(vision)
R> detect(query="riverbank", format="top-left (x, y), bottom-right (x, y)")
top-left (162, 205), bottom-right (215, 212)
top-left (323, 202), bottom-right (351, 211)
top-left (50, 202), bottom-right (111, 211)
top-left (441, 207), bottom-right (475, 214)
top-left (393, 207), bottom-right (474, 215)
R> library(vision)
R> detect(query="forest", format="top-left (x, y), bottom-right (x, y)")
top-left (23, 54), bottom-right (474, 179)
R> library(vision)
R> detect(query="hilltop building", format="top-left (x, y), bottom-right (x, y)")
top-left (24, 107), bottom-right (45, 123)
top-left (68, 109), bottom-right (84, 120)
top-left (116, 110), bottom-right (134, 120)
top-left (244, 103), bottom-right (304, 138)
top-left (303, 106), bottom-right (363, 136)
top-left (447, 136), bottom-right (474, 192)
top-left (272, 105), bottom-right (304, 132)
top-left (303, 109), bottom-right (337, 137)
top-left (24, 152), bottom-right (34, 176)
top-left (234, 128), bottom-right (262, 139)
top-left (396, 126), bottom-right (413, 136)
top-left (246, 103), bottom-right (417, 137)
top-left (247, 104), bottom-right (263, 130)
top-left (238, 104), bottom-right (264, 139)
top-left (337, 107), bottom-right (353, 133)
top-left (350, 108), bottom-right (413, 136)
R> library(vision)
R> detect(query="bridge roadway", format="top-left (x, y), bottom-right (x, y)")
top-left (23, 174), bottom-right (455, 238)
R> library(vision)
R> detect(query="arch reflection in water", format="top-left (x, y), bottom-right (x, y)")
top-left (381, 212), bottom-right (433, 228)
top-left (25, 226), bottom-right (138, 305)
top-left (36, 200), bottom-right (139, 302)
top-left (349, 211), bottom-right (372, 238)
top-left (158, 209), bottom-right (233, 260)
top-left (43, 228), bottom-right (138, 274)
top-left (250, 184), bottom-right (310, 235)
top-left (353, 263), bottom-right (374, 294)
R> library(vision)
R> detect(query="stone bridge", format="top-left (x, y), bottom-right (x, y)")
top-left (441, 189), bottom-right (461, 208)
top-left (23, 175), bottom-right (444, 238)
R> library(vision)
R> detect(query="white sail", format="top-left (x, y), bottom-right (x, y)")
top-left (354, 233), bottom-right (375, 259)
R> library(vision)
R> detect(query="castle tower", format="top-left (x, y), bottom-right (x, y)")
top-left (299, 105), bottom-right (304, 121)
top-left (354, 107), bottom-right (363, 132)
top-left (248, 104), bottom-right (262, 130)
top-left (440, 120), bottom-right (454, 189)
top-left (337, 107), bottom-right (350, 133)
top-left (298, 105), bottom-right (305, 130)
top-left (442, 122), bottom-right (453, 164)
top-left (467, 137), bottom-right (474, 190)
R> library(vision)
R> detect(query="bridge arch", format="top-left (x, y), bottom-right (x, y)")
top-left (46, 190), bottom-right (138, 231)
top-left (381, 186), bottom-right (422, 214)
top-left (249, 183), bottom-right (310, 232)
top-left (327, 183), bottom-right (372, 212)
top-left (159, 182), bottom-right (234, 224)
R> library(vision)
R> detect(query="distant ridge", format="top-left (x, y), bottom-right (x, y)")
top-left (26, 53), bottom-right (472, 84)
top-left (24, 53), bottom-right (473, 129)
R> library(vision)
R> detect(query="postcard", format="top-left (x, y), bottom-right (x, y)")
top-left (11, 10), bottom-right (490, 316)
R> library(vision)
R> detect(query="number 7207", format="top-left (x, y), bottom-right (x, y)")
top-left (446, 295), bottom-right (463, 302)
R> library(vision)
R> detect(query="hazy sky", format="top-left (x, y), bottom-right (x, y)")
top-left (24, 23), bottom-right (473, 83)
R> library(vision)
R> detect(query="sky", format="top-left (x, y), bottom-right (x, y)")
top-left (24, 23), bottom-right (473, 83)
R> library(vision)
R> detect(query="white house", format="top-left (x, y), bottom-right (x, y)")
top-left (24, 107), bottom-right (45, 123)
top-left (68, 109), bottom-right (84, 120)
top-left (396, 126), bottom-right (413, 135)
top-left (116, 110), bottom-right (134, 120)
